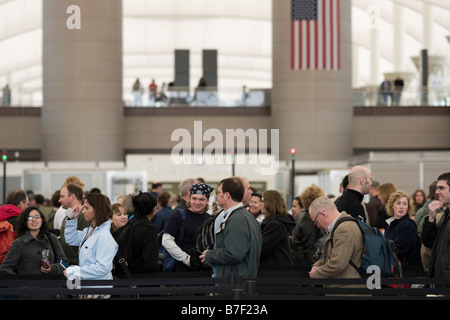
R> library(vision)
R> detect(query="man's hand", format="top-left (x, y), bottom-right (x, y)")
top-left (309, 265), bottom-right (318, 278)
top-left (199, 250), bottom-right (208, 263)
top-left (428, 200), bottom-right (443, 223)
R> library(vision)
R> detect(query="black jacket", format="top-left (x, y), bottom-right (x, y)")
top-left (291, 209), bottom-right (325, 264)
top-left (385, 215), bottom-right (421, 270)
top-left (113, 216), bottom-right (159, 276)
top-left (260, 214), bottom-right (296, 269)
top-left (334, 189), bottom-right (366, 222)
top-left (422, 209), bottom-right (450, 278)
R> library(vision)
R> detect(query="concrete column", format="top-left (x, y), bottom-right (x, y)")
top-left (370, 26), bottom-right (380, 85)
top-left (42, 0), bottom-right (123, 161)
top-left (272, 0), bottom-right (352, 162)
top-left (422, 3), bottom-right (434, 54)
top-left (393, 3), bottom-right (404, 71)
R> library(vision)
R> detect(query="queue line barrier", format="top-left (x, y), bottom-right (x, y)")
top-left (1, 271), bottom-right (450, 300)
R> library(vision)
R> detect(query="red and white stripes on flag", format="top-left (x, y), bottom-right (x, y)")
top-left (291, 0), bottom-right (340, 70)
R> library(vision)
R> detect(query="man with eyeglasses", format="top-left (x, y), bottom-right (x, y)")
top-left (0, 189), bottom-right (29, 229)
top-left (422, 172), bottom-right (450, 279)
top-left (308, 196), bottom-right (364, 286)
top-left (200, 177), bottom-right (261, 279)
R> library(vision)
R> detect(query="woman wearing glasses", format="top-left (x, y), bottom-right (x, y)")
top-left (0, 206), bottom-right (67, 275)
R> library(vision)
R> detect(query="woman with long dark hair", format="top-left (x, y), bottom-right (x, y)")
top-left (260, 190), bottom-right (296, 270)
top-left (64, 193), bottom-right (118, 282)
top-left (0, 206), bottom-right (66, 275)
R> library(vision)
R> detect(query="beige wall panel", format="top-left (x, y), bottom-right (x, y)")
top-left (124, 115), bottom-right (273, 151)
top-left (0, 117), bottom-right (41, 149)
top-left (370, 162), bottom-right (421, 192)
top-left (353, 115), bottom-right (450, 150)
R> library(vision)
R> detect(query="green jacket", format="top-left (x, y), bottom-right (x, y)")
top-left (205, 206), bottom-right (261, 279)
top-left (414, 201), bottom-right (429, 234)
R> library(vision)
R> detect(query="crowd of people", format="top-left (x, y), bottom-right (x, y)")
top-left (1, 167), bottom-right (450, 297)
top-left (131, 78), bottom-right (168, 107)
top-left (130, 77), bottom-right (221, 107)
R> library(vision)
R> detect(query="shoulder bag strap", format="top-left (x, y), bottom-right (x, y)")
top-left (177, 209), bottom-right (187, 245)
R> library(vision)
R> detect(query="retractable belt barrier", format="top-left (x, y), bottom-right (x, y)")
top-left (1, 271), bottom-right (450, 300)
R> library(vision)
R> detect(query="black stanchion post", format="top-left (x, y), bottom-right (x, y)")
top-left (244, 280), bottom-right (256, 295)
top-left (228, 273), bottom-right (237, 286)
top-left (290, 148), bottom-right (296, 204)
top-left (2, 151), bottom-right (6, 204)
top-left (232, 288), bottom-right (244, 300)
top-left (231, 150), bottom-right (235, 176)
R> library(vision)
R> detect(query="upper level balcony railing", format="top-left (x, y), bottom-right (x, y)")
top-left (1, 85), bottom-right (449, 108)
top-left (1, 86), bottom-right (42, 107)
top-left (122, 86), bottom-right (272, 108)
top-left (353, 86), bottom-right (450, 107)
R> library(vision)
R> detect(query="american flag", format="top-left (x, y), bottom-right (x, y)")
top-left (291, 0), bottom-right (340, 70)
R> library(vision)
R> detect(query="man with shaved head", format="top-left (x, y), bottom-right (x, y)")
top-left (334, 166), bottom-right (372, 222)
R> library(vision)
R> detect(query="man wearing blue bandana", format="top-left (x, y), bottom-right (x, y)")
top-left (162, 183), bottom-right (214, 272)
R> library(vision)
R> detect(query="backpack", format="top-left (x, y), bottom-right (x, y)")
top-left (0, 220), bottom-right (15, 265)
top-left (157, 209), bottom-right (186, 272)
top-left (330, 216), bottom-right (400, 278)
top-left (114, 218), bottom-right (161, 278)
top-left (189, 214), bottom-right (217, 272)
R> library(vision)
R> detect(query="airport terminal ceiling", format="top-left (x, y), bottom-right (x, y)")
top-left (0, 0), bottom-right (449, 105)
